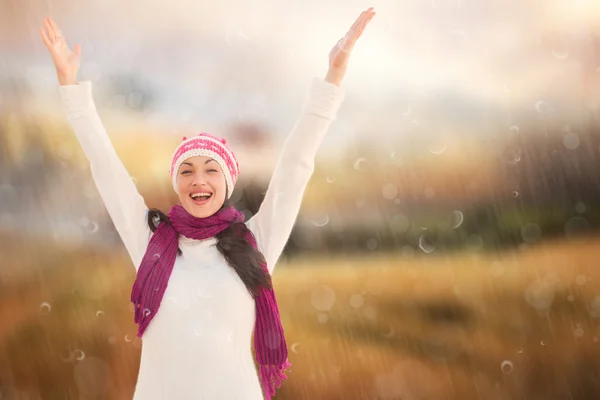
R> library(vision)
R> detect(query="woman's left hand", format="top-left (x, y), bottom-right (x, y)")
top-left (325, 7), bottom-right (376, 86)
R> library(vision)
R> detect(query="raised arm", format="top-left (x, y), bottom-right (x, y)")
top-left (41, 16), bottom-right (151, 269)
top-left (246, 8), bottom-right (376, 273)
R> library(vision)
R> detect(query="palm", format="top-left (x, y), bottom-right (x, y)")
top-left (329, 8), bottom-right (376, 72)
top-left (40, 16), bottom-right (81, 79)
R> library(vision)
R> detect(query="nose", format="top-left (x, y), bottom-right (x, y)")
top-left (191, 171), bottom-right (208, 187)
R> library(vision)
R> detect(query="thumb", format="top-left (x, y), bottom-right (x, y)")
top-left (74, 44), bottom-right (81, 57)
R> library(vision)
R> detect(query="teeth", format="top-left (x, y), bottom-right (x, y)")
top-left (191, 193), bottom-right (212, 199)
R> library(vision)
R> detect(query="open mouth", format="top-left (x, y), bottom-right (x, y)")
top-left (190, 192), bottom-right (213, 205)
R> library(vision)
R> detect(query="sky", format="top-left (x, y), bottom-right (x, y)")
top-left (1, 0), bottom-right (600, 154)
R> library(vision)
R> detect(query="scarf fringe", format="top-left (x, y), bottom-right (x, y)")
top-left (259, 360), bottom-right (292, 400)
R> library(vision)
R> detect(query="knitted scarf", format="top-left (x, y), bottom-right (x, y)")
top-left (130, 204), bottom-right (290, 399)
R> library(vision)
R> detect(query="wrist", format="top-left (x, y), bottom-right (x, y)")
top-left (325, 68), bottom-right (345, 87)
top-left (57, 73), bottom-right (78, 86)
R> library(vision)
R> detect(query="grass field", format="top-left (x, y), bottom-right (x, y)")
top-left (1, 233), bottom-right (600, 399)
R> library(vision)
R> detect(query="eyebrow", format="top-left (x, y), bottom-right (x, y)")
top-left (181, 159), bottom-right (216, 167)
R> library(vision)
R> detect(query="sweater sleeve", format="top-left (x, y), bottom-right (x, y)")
top-left (59, 81), bottom-right (151, 271)
top-left (246, 77), bottom-right (346, 274)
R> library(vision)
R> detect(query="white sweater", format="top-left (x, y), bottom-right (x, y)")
top-left (59, 78), bottom-right (345, 400)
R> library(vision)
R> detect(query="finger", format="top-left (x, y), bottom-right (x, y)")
top-left (43, 17), bottom-right (56, 40)
top-left (40, 27), bottom-right (52, 47)
top-left (47, 16), bottom-right (61, 35)
top-left (74, 43), bottom-right (81, 56)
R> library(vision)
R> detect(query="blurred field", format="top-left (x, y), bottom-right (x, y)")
top-left (2, 232), bottom-right (600, 400)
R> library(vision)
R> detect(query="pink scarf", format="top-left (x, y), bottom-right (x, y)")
top-left (130, 205), bottom-right (290, 399)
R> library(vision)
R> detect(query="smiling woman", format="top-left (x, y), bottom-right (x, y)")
top-left (40, 7), bottom-right (376, 400)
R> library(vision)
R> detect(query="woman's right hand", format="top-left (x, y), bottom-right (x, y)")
top-left (40, 16), bottom-right (81, 86)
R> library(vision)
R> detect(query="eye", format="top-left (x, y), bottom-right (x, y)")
top-left (181, 170), bottom-right (192, 175)
top-left (207, 169), bottom-right (218, 173)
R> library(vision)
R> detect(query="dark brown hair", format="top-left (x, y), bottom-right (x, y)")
top-left (146, 203), bottom-right (272, 297)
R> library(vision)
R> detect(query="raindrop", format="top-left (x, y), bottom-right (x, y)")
top-left (489, 261), bottom-right (505, 277)
top-left (525, 281), bottom-right (555, 310)
top-left (326, 176), bottom-right (335, 183)
top-left (563, 132), bottom-right (580, 150)
top-left (317, 313), bottom-right (329, 324)
top-left (353, 157), bottom-right (366, 170)
top-left (349, 294), bottom-right (365, 309)
top-left (535, 101), bottom-right (551, 113)
top-left (152, 253), bottom-right (161, 261)
top-left (418, 234), bottom-right (435, 253)
top-left (501, 360), bottom-right (513, 374)
top-left (551, 49), bottom-right (569, 59)
top-left (403, 245), bottom-right (415, 258)
top-left (466, 234), bottom-right (484, 251)
top-left (366, 239), bottom-right (378, 251)
top-left (143, 308), bottom-right (151, 317)
top-left (382, 184), bottom-right (398, 200)
top-left (575, 202), bottom-right (586, 214)
top-left (402, 107), bottom-right (412, 117)
top-left (517, 349), bottom-right (523, 354)
top-left (424, 187), bottom-right (435, 199)
top-left (85, 221), bottom-right (99, 233)
top-left (125, 334), bottom-right (133, 342)
top-left (311, 285), bottom-right (336, 311)
top-left (291, 343), bottom-right (301, 353)
top-left (311, 214), bottom-right (330, 227)
top-left (450, 210), bottom-right (464, 229)
top-left (74, 349), bottom-right (85, 361)
top-left (60, 349), bottom-right (74, 362)
top-left (95, 311), bottom-right (105, 318)
top-left (39, 302), bottom-right (51, 315)
top-left (512, 191), bottom-right (519, 198)
top-left (565, 216), bottom-right (592, 237)
top-left (521, 223), bottom-right (541, 244)
top-left (540, 340), bottom-right (546, 346)
top-left (504, 148), bottom-right (522, 165)
top-left (450, 29), bottom-right (468, 42)
top-left (574, 326), bottom-right (584, 338)
top-left (509, 125), bottom-right (520, 132)
top-left (429, 142), bottom-right (447, 155)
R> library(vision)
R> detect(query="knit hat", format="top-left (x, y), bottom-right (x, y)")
top-left (169, 133), bottom-right (240, 199)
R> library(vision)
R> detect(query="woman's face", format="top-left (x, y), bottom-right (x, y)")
top-left (176, 155), bottom-right (227, 218)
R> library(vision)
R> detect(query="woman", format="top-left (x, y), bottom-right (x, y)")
top-left (41, 8), bottom-right (375, 400)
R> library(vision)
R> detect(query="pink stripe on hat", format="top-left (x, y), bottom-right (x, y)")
top-left (169, 133), bottom-right (240, 199)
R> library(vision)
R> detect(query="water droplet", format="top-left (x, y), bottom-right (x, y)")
top-left (382, 184), bottom-right (398, 200)
top-left (418, 234), bottom-right (435, 253)
top-left (509, 125), bottom-right (520, 132)
top-left (512, 191), bottom-right (519, 198)
top-left (85, 221), bottom-right (99, 233)
top-left (95, 310), bottom-right (105, 318)
top-left (552, 49), bottom-right (569, 59)
top-left (291, 343), bottom-right (301, 353)
top-left (402, 107), bottom-right (412, 117)
top-left (504, 148), bottom-right (522, 165)
top-left (501, 360), bottom-right (513, 374)
top-left (353, 157), bottom-right (366, 170)
top-left (429, 142), bottom-right (447, 155)
top-left (108, 336), bottom-right (117, 345)
top-left (366, 238), bottom-right (378, 251)
top-left (311, 285), bottom-right (336, 311)
top-left (575, 275), bottom-right (587, 285)
top-left (521, 223), bottom-right (542, 244)
top-left (535, 101), bottom-right (551, 113)
top-left (517, 348), bottom-right (523, 354)
top-left (450, 210), bottom-right (464, 229)
top-left (326, 176), bottom-right (335, 183)
top-left (143, 308), bottom-right (151, 317)
top-left (39, 302), bottom-right (51, 315)
top-left (317, 313), bottom-right (329, 324)
top-left (74, 349), bottom-right (85, 361)
top-left (574, 326), bottom-right (584, 338)
top-left (489, 261), bottom-right (505, 277)
top-left (311, 214), bottom-right (330, 227)
top-left (349, 294), bottom-right (365, 309)
top-left (152, 253), bottom-right (161, 261)
top-left (575, 202), bottom-right (586, 214)
top-left (125, 334), bottom-right (133, 342)
top-left (563, 132), bottom-right (580, 150)
top-left (541, 340), bottom-right (546, 346)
